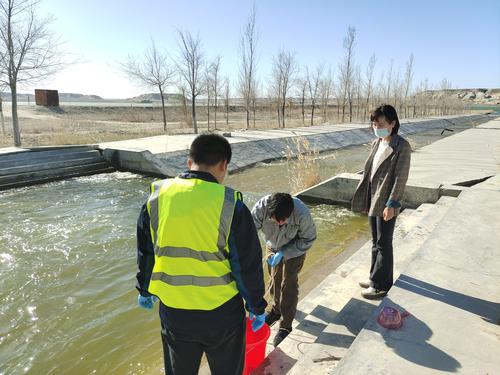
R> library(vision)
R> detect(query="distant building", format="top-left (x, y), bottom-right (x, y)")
top-left (35, 89), bottom-right (59, 107)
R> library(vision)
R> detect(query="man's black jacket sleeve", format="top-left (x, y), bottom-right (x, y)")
top-left (136, 203), bottom-right (155, 297)
top-left (227, 200), bottom-right (267, 315)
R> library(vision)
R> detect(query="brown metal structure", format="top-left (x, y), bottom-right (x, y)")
top-left (35, 89), bottom-right (59, 106)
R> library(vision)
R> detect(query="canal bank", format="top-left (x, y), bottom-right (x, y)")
top-left (0, 114), bottom-right (491, 191)
top-left (100, 114), bottom-right (490, 177)
top-left (252, 115), bottom-right (500, 374)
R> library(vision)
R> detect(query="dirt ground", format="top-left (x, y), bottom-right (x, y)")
top-left (0, 103), bottom-right (474, 148)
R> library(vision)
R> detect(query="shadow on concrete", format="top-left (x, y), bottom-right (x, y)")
top-left (366, 297), bottom-right (462, 372)
top-left (294, 298), bottom-right (378, 349)
top-left (252, 347), bottom-right (297, 375)
top-left (397, 274), bottom-right (500, 325)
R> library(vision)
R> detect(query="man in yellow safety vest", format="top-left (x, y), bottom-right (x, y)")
top-left (136, 133), bottom-right (267, 375)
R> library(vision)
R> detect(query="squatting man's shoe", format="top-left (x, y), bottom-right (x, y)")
top-left (265, 311), bottom-right (281, 327)
top-left (272, 328), bottom-right (291, 347)
top-left (361, 287), bottom-right (387, 299)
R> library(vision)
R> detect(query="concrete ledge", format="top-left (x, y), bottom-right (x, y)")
top-left (0, 146), bottom-right (114, 190)
top-left (297, 173), bottom-right (442, 209)
top-left (102, 148), bottom-right (176, 177)
top-left (0, 162), bottom-right (114, 190)
top-left (440, 184), bottom-right (469, 197)
top-left (297, 173), bottom-right (361, 205)
top-left (0, 149), bottom-right (103, 169)
top-left (0, 154), bottom-right (103, 176)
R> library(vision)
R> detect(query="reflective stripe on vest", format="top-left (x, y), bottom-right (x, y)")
top-left (146, 177), bottom-right (239, 310)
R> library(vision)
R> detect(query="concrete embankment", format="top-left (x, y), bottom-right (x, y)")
top-left (0, 146), bottom-right (114, 190)
top-left (297, 115), bottom-right (500, 207)
top-left (0, 114), bottom-right (491, 190)
top-left (253, 115), bottom-right (500, 374)
top-left (333, 178), bottom-right (500, 374)
top-left (100, 114), bottom-right (491, 177)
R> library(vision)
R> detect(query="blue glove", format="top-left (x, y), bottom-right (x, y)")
top-left (249, 312), bottom-right (266, 332)
top-left (137, 295), bottom-right (158, 310)
top-left (267, 251), bottom-right (284, 267)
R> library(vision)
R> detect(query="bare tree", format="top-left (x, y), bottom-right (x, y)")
top-left (0, 97), bottom-right (4, 136)
top-left (0, 83), bottom-right (6, 136)
top-left (271, 49), bottom-right (297, 128)
top-left (297, 74), bottom-right (307, 125)
top-left (251, 80), bottom-right (258, 127)
top-left (204, 64), bottom-right (212, 130)
top-left (374, 70), bottom-right (385, 105)
top-left (122, 39), bottom-right (174, 131)
top-left (393, 69), bottom-right (402, 114)
top-left (223, 76), bottom-right (230, 126)
top-left (403, 53), bottom-right (414, 118)
top-left (177, 30), bottom-right (203, 134)
top-left (0, 0), bottom-right (62, 146)
top-left (415, 78), bottom-right (429, 117)
top-left (363, 54), bottom-right (377, 120)
top-left (321, 67), bottom-right (333, 123)
top-left (307, 63), bottom-right (323, 126)
top-left (385, 59), bottom-right (394, 102)
top-left (239, 4), bottom-right (258, 129)
top-left (178, 84), bottom-right (191, 127)
top-left (440, 78), bottom-right (452, 115)
top-left (338, 26), bottom-right (356, 122)
top-left (353, 67), bottom-right (362, 120)
top-left (210, 55), bottom-right (222, 129)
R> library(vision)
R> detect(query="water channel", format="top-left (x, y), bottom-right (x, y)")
top-left (0, 126), bottom-right (467, 374)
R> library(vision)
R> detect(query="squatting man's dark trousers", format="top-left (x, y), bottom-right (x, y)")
top-left (267, 250), bottom-right (306, 330)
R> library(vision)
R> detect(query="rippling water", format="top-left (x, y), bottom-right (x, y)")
top-left (0, 127), bottom-right (460, 374)
top-left (0, 170), bottom-right (368, 374)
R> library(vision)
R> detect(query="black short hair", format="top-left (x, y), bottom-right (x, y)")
top-left (268, 193), bottom-right (294, 221)
top-left (370, 104), bottom-right (400, 135)
top-left (189, 133), bottom-right (232, 166)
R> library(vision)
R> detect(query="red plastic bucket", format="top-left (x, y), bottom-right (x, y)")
top-left (243, 317), bottom-right (270, 375)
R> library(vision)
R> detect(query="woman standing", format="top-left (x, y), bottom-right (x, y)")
top-left (351, 104), bottom-right (411, 299)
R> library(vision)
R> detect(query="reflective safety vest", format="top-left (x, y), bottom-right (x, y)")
top-left (146, 177), bottom-right (240, 310)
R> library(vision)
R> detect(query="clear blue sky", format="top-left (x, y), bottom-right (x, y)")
top-left (29, 0), bottom-right (500, 98)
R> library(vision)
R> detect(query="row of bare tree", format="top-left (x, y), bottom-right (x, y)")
top-left (0, 1), bottom-right (468, 146)
top-left (122, 5), bottom-right (260, 134)
top-left (122, 7), bottom-right (466, 134)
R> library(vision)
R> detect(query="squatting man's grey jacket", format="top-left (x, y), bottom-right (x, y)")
top-left (251, 196), bottom-right (317, 260)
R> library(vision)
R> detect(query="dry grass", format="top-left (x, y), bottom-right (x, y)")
top-left (285, 135), bottom-right (321, 194)
top-left (0, 102), bottom-right (479, 148)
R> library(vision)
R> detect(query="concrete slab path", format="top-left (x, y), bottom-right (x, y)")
top-left (408, 119), bottom-right (500, 187)
top-left (334, 182), bottom-right (500, 374)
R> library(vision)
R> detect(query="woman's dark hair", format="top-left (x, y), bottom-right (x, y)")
top-left (268, 193), bottom-right (294, 221)
top-left (370, 104), bottom-right (400, 135)
top-left (189, 133), bottom-right (232, 166)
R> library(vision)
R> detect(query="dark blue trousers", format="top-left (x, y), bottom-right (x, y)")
top-left (369, 215), bottom-right (396, 291)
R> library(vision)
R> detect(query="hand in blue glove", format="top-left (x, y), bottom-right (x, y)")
top-left (249, 312), bottom-right (266, 332)
top-left (137, 295), bottom-right (158, 310)
top-left (267, 251), bottom-right (284, 267)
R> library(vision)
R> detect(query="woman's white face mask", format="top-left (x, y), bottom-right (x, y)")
top-left (372, 116), bottom-right (395, 138)
top-left (374, 127), bottom-right (390, 138)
